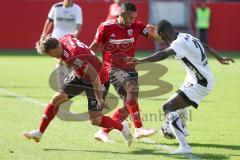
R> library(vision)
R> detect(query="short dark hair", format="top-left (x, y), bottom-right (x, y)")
top-left (121, 2), bottom-right (137, 12)
top-left (35, 35), bottom-right (59, 55)
top-left (156, 20), bottom-right (174, 35)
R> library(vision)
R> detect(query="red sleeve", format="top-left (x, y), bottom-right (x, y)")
top-left (84, 54), bottom-right (102, 73)
top-left (94, 23), bottom-right (105, 43)
top-left (136, 20), bottom-right (148, 37)
top-left (84, 54), bottom-right (109, 83)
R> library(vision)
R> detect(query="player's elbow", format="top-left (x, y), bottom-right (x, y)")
top-left (89, 42), bottom-right (99, 52)
top-left (158, 54), bottom-right (169, 61)
top-left (202, 42), bottom-right (209, 50)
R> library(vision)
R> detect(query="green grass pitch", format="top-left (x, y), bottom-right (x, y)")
top-left (0, 51), bottom-right (239, 160)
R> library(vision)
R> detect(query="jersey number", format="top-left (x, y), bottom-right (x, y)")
top-left (68, 38), bottom-right (87, 49)
top-left (192, 39), bottom-right (206, 62)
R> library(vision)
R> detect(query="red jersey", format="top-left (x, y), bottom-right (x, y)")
top-left (106, 3), bottom-right (121, 20)
top-left (59, 34), bottom-right (109, 83)
top-left (94, 19), bottom-right (148, 71)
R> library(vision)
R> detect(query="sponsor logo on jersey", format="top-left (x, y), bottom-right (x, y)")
top-left (127, 29), bottom-right (133, 37)
top-left (63, 10), bottom-right (70, 14)
top-left (109, 38), bottom-right (134, 44)
top-left (64, 50), bottom-right (70, 58)
top-left (142, 28), bottom-right (148, 36)
top-left (57, 17), bottom-right (75, 22)
top-left (110, 33), bottom-right (116, 38)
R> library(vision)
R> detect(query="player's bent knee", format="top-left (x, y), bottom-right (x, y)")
top-left (163, 102), bottom-right (174, 115)
top-left (125, 83), bottom-right (139, 99)
top-left (127, 86), bottom-right (139, 94)
top-left (50, 92), bottom-right (69, 106)
top-left (117, 107), bottom-right (129, 118)
top-left (120, 107), bottom-right (129, 115)
top-left (90, 117), bottom-right (102, 126)
top-left (125, 80), bottom-right (138, 90)
top-left (89, 111), bottom-right (102, 126)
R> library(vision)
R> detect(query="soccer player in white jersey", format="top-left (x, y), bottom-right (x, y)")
top-left (40, 0), bottom-right (83, 89)
top-left (130, 20), bottom-right (234, 154)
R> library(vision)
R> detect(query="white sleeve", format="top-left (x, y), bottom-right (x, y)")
top-left (48, 5), bottom-right (55, 21)
top-left (169, 38), bottom-right (186, 58)
top-left (75, 5), bottom-right (83, 25)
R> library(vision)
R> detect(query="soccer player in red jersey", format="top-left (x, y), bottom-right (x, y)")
top-left (23, 34), bottom-right (132, 146)
top-left (106, 0), bottom-right (124, 20)
top-left (90, 2), bottom-right (162, 142)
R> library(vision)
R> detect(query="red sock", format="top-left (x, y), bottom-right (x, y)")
top-left (126, 99), bottom-right (142, 128)
top-left (100, 116), bottom-right (123, 131)
top-left (39, 103), bottom-right (59, 133)
top-left (102, 108), bottom-right (128, 133)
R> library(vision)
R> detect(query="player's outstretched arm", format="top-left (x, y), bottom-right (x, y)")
top-left (41, 19), bottom-right (53, 38)
top-left (133, 48), bottom-right (176, 64)
top-left (202, 43), bottom-right (235, 65)
top-left (85, 64), bottom-right (108, 110)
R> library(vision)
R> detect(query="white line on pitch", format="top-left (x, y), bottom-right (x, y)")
top-left (0, 87), bottom-right (201, 160)
top-left (0, 88), bottom-right (46, 107)
top-left (142, 138), bottom-right (201, 160)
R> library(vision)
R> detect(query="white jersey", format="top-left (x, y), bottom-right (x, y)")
top-left (170, 33), bottom-right (215, 90)
top-left (48, 2), bottom-right (83, 39)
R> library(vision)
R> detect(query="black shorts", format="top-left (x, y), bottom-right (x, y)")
top-left (61, 73), bottom-right (110, 111)
top-left (109, 68), bottom-right (138, 97)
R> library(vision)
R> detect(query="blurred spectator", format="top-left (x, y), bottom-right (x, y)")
top-left (40, 0), bottom-right (83, 89)
top-left (106, 0), bottom-right (124, 20)
top-left (196, 1), bottom-right (211, 43)
top-left (41, 0), bottom-right (82, 39)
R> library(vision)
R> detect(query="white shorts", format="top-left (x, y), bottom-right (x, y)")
top-left (177, 83), bottom-right (213, 108)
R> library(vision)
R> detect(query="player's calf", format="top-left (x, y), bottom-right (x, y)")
top-left (89, 111), bottom-right (123, 131)
top-left (125, 79), bottom-right (139, 101)
top-left (50, 92), bottom-right (69, 106)
top-left (102, 107), bottom-right (129, 133)
top-left (23, 92), bottom-right (69, 143)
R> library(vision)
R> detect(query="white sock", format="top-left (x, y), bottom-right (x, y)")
top-left (167, 111), bottom-right (189, 148)
top-left (55, 62), bottom-right (65, 90)
top-left (177, 108), bottom-right (187, 128)
top-left (64, 65), bottom-right (73, 78)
